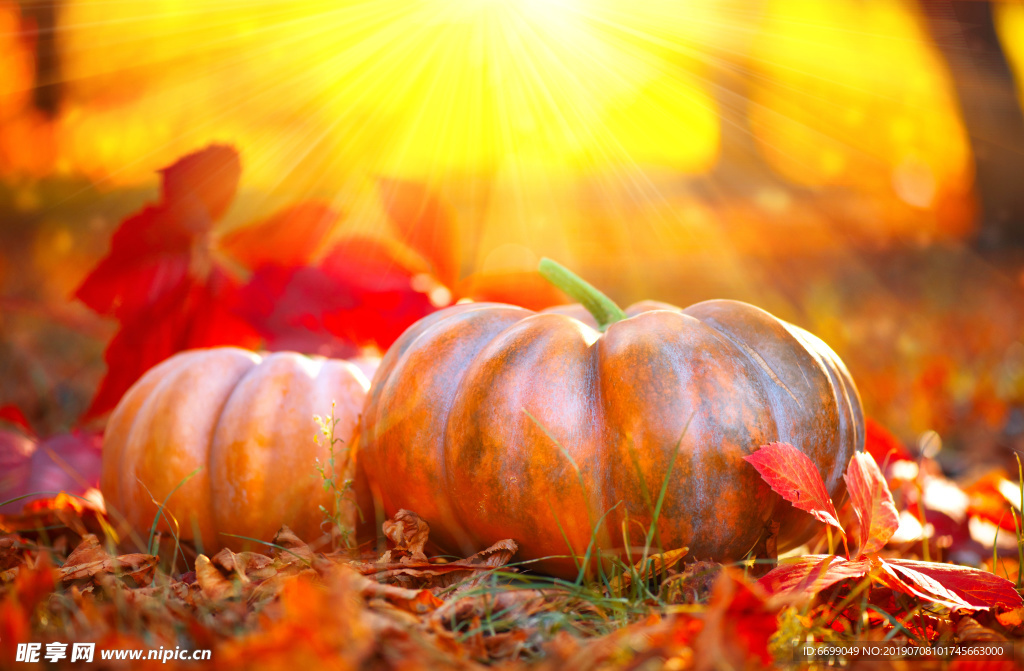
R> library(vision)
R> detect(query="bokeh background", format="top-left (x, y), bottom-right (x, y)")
top-left (3, 0), bottom-right (1024, 475)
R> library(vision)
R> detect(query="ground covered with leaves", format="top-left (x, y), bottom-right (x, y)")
top-left (4, 435), bottom-right (1024, 670)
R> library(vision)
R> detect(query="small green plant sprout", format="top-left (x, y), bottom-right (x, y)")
top-left (314, 402), bottom-right (357, 550)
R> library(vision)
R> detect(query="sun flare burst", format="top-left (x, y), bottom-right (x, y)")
top-left (0, 0), bottom-right (997, 284)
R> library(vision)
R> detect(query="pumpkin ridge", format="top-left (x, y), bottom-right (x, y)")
top-left (442, 312), bottom-right (609, 562)
top-left (212, 352), bottom-right (322, 543)
top-left (597, 310), bottom-right (783, 561)
top-left (781, 324), bottom-right (864, 491)
top-left (102, 353), bottom-right (184, 519)
top-left (123, 350), bottom-right (221, 545)
top-left (368, 305), bottom-right (530, 553)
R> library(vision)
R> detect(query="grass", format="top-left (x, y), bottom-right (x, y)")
top-left (314, 402), bottom-right (358, 550)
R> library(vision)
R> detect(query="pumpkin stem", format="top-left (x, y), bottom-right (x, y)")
top-left (539, 258), bottom-right (627, 331)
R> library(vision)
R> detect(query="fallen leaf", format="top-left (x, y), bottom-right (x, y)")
top-left (383, 509), bottom-right (431, 562)
top-left (607, 548), bottom-right (688, 596)
top-left (883, 558), bottom-right (1023, 610)
top-left (271, 526), bottom-right (315, 567)
top-left (195, 554), bottom-right (235, 601)
top-left (60, 535), bottom-right (157, 588)
top-left (62, 534), bottom-right (106, 566)
top-left (211, 547), bottom-right (275, 582)
top-left (995, 606), bottom-right (1024, 631)
top-left (757, 555), bottom-right (872, 599)
top-left (955, 614), bottom-right (1007, 642)
top-left (696, 568), bottom-right (779, 671)
top-left (660, 560), bottom-right (722, 604)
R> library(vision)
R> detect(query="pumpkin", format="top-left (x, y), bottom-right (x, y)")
top-left (101, 347), bottom-right (375, 550)
top-left (359, 260), bottom-right (864, 577)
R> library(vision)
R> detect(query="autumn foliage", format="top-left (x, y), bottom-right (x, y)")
top-left (4, 144), bottom-right (1024, 668)
top-left (71, 144), bottom-right (569, 421)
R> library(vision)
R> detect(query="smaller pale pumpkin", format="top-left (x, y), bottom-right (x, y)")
top-left (101, 347), bottom-right (374, 550)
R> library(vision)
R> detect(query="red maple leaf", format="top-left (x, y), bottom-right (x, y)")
top-left (864, 417), bottom-right (914, 466)
top-left (758, 555), bottom-right (873, 598)
top-left (750, 447), bottom-right (1023, 611)
top-left (743, 442), bottom-right (845, 533)
top-left (0, 404), bottom-right (34, 436)
top-left (844, 451), bottom-right (900, 555)
top-left (697, 568), bottom-right (780, 669)
top-left (77, 145), bottom-right (574, 419)
top-left (229, 236), bottom-right (438, 356)
top-left (74, 145), bottom-right (258, 420)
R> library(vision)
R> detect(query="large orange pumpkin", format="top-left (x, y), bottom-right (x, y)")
top-left (360, 260), bottom-right (864, 577)
top-left (101, 347), bottom-right (375, 550)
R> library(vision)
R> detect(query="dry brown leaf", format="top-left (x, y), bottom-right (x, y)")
top-left (432, 589), bottom-right (548, 631)
top-left (212, 547), bottom-right (275, 584)
top-left (63, 534), bottom-right (108, 566)
top-left (383, 509), bottom-right (431, 562)
top-left (956, 614), bottom-right (1007, 643)
top-left (356, 538), bottom-right (520, 591)
top-left (661, 561), bottom-right (723, 604)
top-left (272, 526), bottom-right (315, 566)
top-left (337, 564), bottom-right (445, 614)
top-left (60, 535), bottom-right (157, 587)
top-left (195, 553), bottom-right (236, 601)
top-left (607, 547), bottom-right (688, 596)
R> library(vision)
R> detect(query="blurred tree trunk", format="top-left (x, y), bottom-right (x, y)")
top-left (920, 0), bottom-right (1024, 250)
top-left (19, 0), bottom-right (61, 117)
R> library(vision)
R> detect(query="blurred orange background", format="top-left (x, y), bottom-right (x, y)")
top-left (3, 0), bottom-right (1024, 473)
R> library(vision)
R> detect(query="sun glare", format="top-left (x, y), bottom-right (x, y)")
top-left (54, 0), bottom-right (719, 193)
top-left (0, 0), bottom-right (982, 273)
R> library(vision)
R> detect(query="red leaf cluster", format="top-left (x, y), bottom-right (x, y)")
top-left (74, 145), bottom-right (259, 419)
top-left (746, 442), bottom-right (1022, 611)
top-left (74, 145), bottom-right (572, 420)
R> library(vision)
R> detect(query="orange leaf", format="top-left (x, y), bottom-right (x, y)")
top-left (159, 144), bottom-right (241, 221)
top-left (378, 179), bottom-right (460, 288)
top-left (219, 203), bottom-right (340, 269)
top-left (457, 270), bottom-right (571, 310)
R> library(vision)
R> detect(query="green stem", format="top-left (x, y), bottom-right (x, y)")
top-left (539, 258), bottom-right (627, 331)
